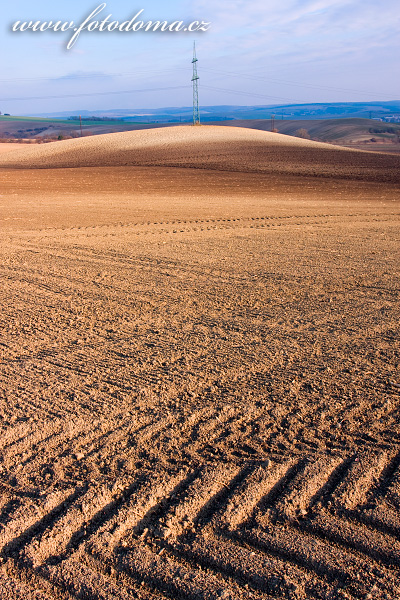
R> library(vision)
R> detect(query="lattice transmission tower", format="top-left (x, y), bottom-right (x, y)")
top-left (191, 42), bottom-right (200, 125)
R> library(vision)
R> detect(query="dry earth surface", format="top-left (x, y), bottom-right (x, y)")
top-left (0, 145), bottom-right (36, 155)
top-left (209, 119), bottom-right (400, 155)
top-left (0, 126), bottom-right (399, 600)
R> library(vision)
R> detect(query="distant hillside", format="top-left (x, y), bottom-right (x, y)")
top-left (0, 115), bottom-right (170, 140)
top-left (27, 101), bottom-right (400, 123)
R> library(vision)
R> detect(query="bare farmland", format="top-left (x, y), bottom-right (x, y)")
top-left (0, 126), bottom-right (399, 599)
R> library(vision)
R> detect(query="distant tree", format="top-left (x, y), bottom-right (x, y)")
top-left (369, 126), bottom-right (397, 134)
top-left (294, 128), bottom-right (311, 139)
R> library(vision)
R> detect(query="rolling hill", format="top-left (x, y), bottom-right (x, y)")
top-left (1, 124), bottom-right (399, 183)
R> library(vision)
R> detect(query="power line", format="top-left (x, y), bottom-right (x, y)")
top-left (201, 67), bottom-right (397, 100)
top-left (2, 66), bottom-right (396, 99)
top-left (1, 64), bottom-right (396, 106)
top-left (0, 82), bottom-right (324, 106)
top-left (201, 85), bottom-right (295, 102)
top-left (0, 68), bottom-right (189, 84)
top-left (0, 85), bottom-right (190, 102)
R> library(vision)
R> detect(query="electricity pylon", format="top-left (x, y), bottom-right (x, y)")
top-left (192, 42), bottom-right (200, 125)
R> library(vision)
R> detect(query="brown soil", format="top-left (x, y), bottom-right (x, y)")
top-left (0, 144), bottom-right (35, 155)
top-left (211, 119), bottom-right (400, 154)
top-left (341, 142), bottom-right (400, 155)
top-left (0, 126), bottom-right (399, 599)
top-left (1, 125), bottom-right (400, 184)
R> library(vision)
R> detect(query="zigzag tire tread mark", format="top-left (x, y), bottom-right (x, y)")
top-left (2, 451), bottom-right (400, 599)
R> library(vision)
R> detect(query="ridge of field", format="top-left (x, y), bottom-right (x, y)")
top-left (2, 113), bottom-right (400, 155)
top-left (1, 124), bottom-right (400, 184)
top-left (2, 114), bottom-right (399, 145)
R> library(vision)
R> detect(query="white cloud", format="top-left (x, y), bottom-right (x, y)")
top-left (197, 0), bottom-right (399, 43)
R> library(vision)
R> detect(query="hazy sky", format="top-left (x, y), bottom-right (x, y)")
top-left (0, 0), bottom-right (399, 114)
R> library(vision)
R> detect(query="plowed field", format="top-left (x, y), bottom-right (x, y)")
top-left (0, 126), bottom-right (399, 599)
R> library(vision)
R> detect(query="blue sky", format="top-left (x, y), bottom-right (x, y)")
top-left (0, 0), bottom-right (399, 114)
